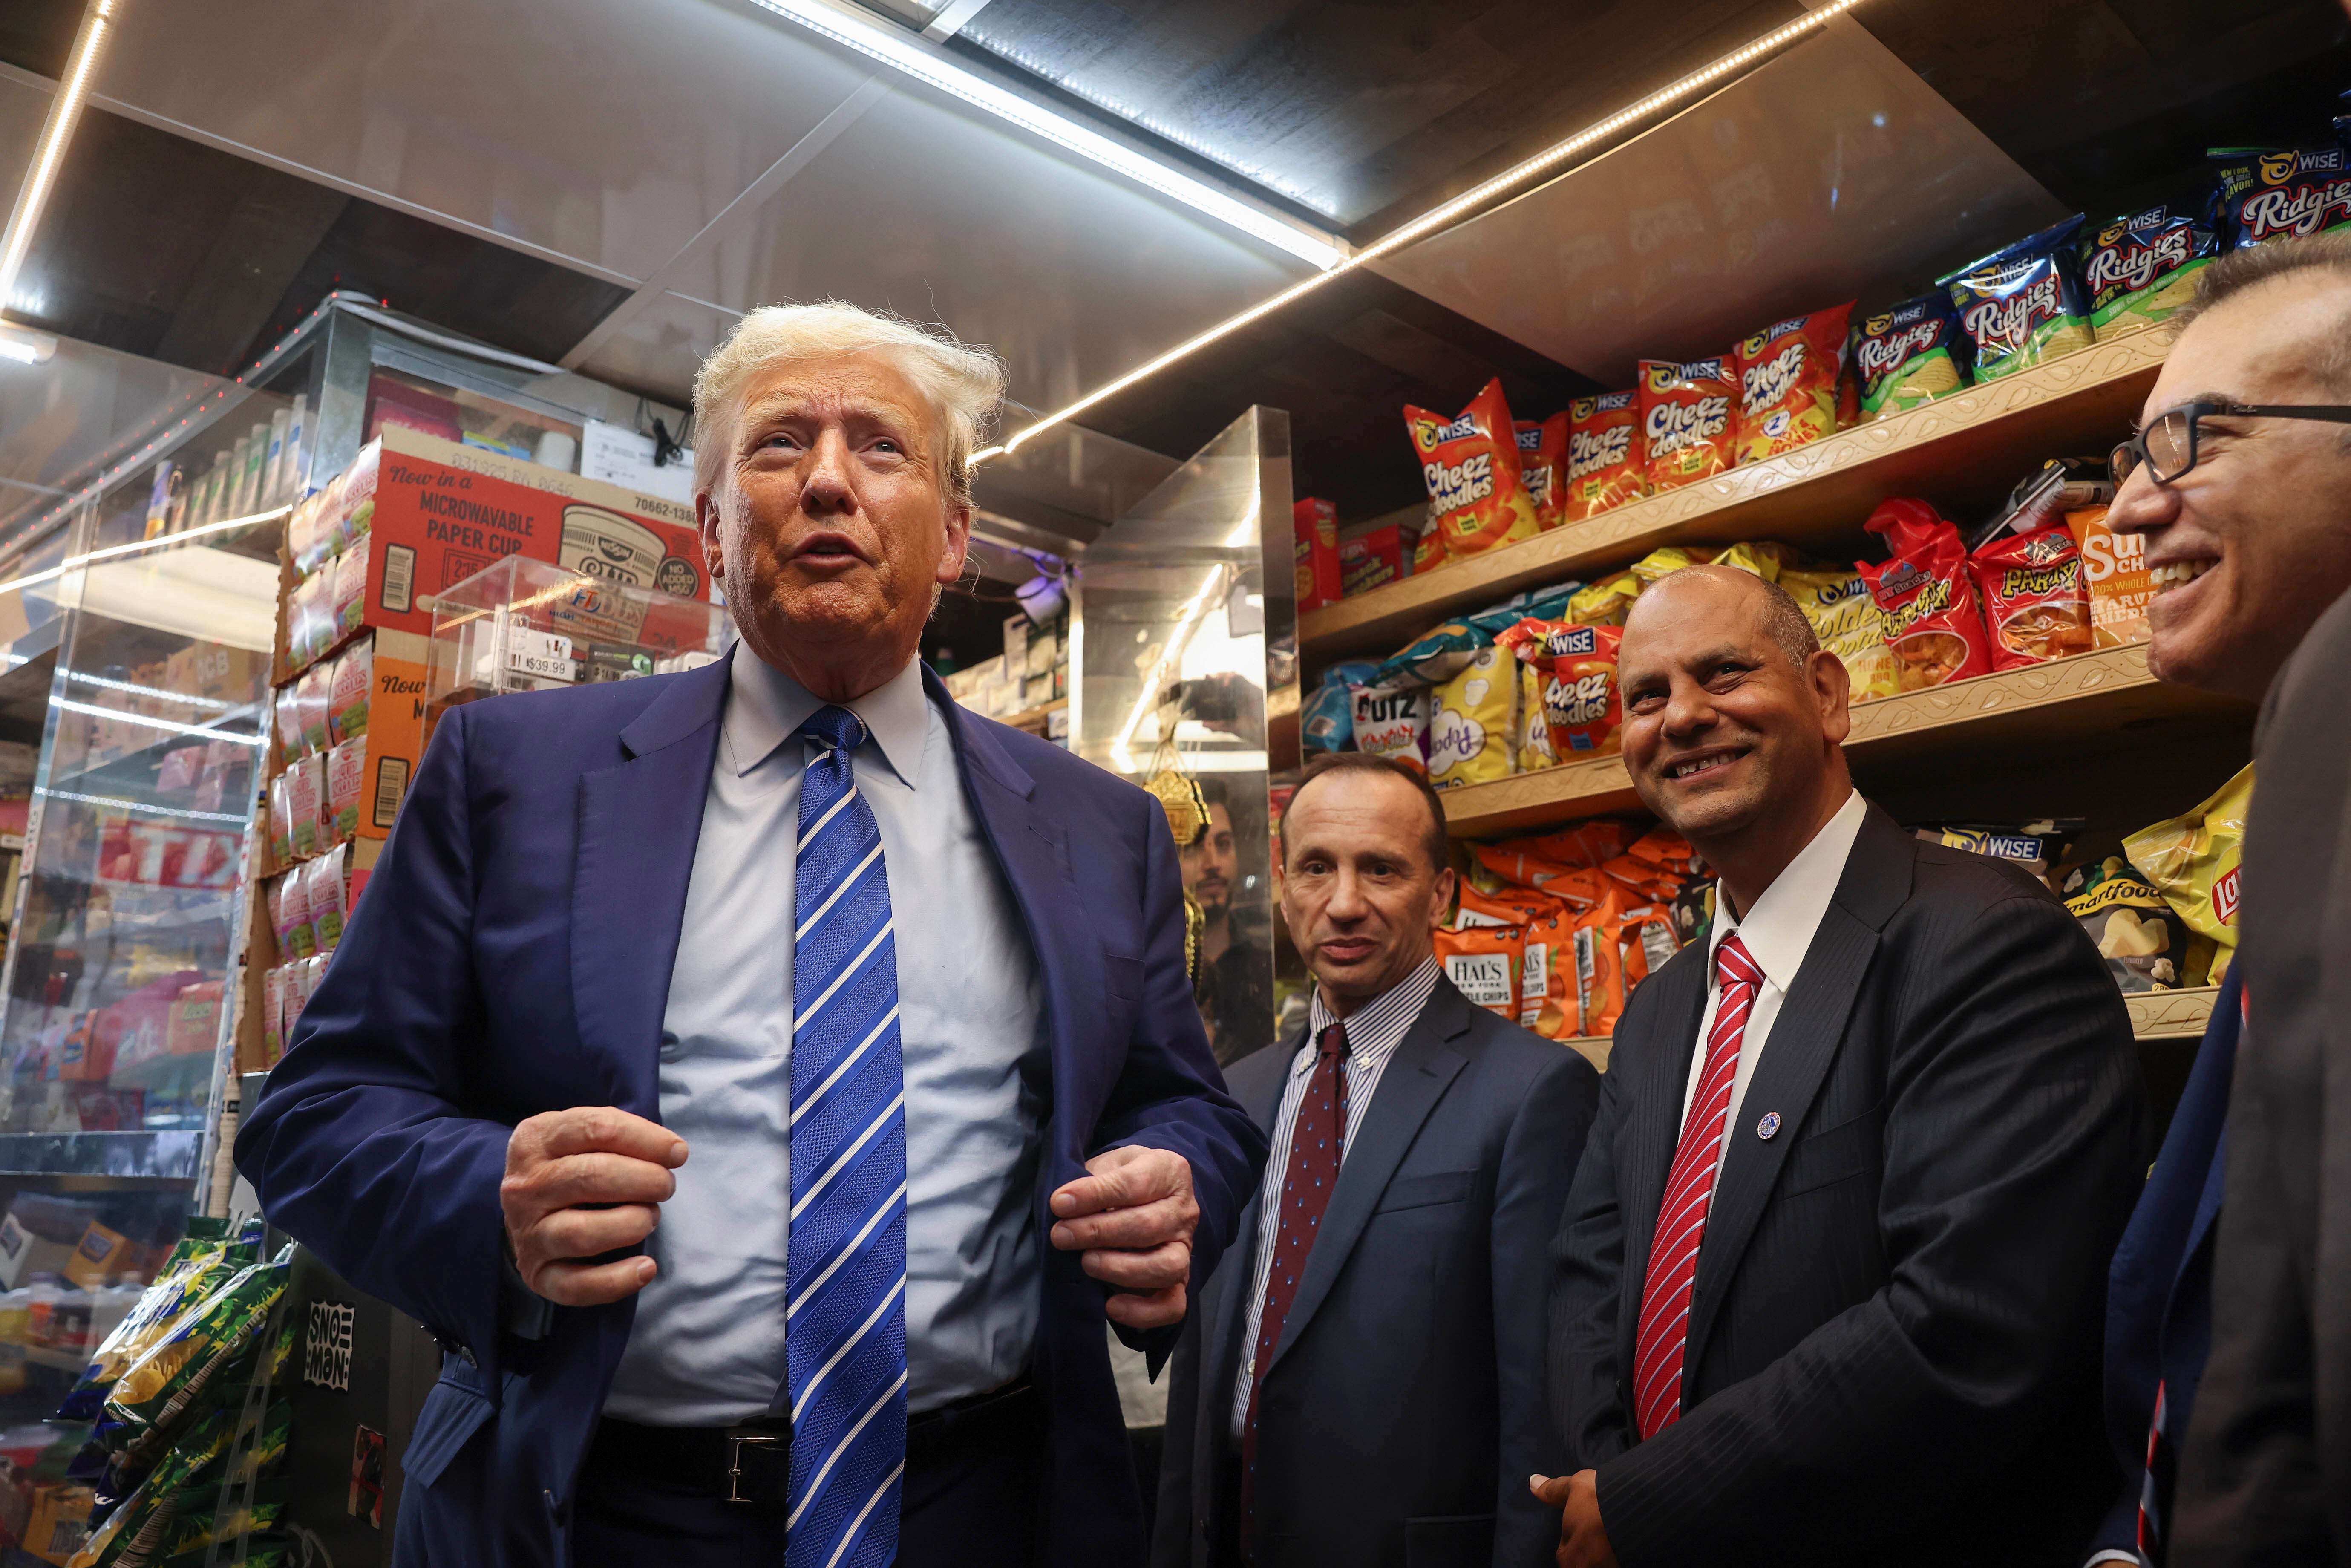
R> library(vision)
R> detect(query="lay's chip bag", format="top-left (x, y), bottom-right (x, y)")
top-left (2209, 144), bottom-right (2351, 248)
top-left (1941, 215), bottom-right (2095, 382)
top-left (2079, 206), bottom-right (2218, 333)
top-left (1515, 413), bottom-right (1569, 530)
top-left (1406, 379), bottom-right (1542, 559)
top-left (1734, 303), bottom-right (1853, 464)
top-left (1564, 390), bottom-right (1647, 520)
top-left (2124, 763), bottom-right (2252, 984)
top-left (1850, 293), bottom-right (1972, 420)
top-left (1639, 357), bottom-right (1739, 491)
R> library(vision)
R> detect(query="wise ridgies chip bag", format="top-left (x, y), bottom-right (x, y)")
top-left (2066, 504), bottom-right (2153, 647)
top-left (1857, 498), bottom-right (1993, 691)
top-left (1515, 414), bottom-right (1569, 530)
top-left (1735, 303), bottom-right (1853, 464)
top-left (1564, 391), bottom-right (1646, 520)
top-left (2079, 206), bottom-right (2218, 333)
top-left (1639, 358), bottom-right (1738, 492)
top-left (2210, 144), bottom-right (2351, 248)
top-left (1969, 523), bottom-right (2094, 670)
top-left (1941, 215), bottom-right (2095, 382)
top-left (1850, 293), bottom-right (1972, 419)
top-left (1406, 379), bottom-right (1542, 559)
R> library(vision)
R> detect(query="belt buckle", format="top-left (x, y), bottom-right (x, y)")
top-left (724, 1420), bottom-right (791, 1507)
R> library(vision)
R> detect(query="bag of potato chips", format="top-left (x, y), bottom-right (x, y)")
top-left (2065, 859), bottom-right (2193, 992)
top-left (1857, 499), bottom-right (1994, 692)
top-left (1515, 414), bottom-right (1569, 530)
top-left (1628, 545), bottom-right (1716, 585)
top-left (1639, 357), bottom-right (1739, 491)
top-left (1850, 292), bottom-right (1973, 419)
top-left (2066, 504), bottom-right (2153, 648)
top-left (1713, 540), bottom-right (1798, 582)
top-left (1564, 390), bottom-right (1647, 520)
top-left (2079, 206), bottom-right (2217, 334)
top-left (2124, 763), bottom-right (2252, 984)
top-left (1942, 215), bottom-right (2095, 383)
top-left (1969, 523), bottom-right (2095, 670)
top-left (1406, 380), bottom-right (1543, 559)
top-left (1436, 924), bottom-right (1522, 1020)
top-left (1429, 647), bottom-right (1518, 791)
top-left (1498, 622), bottom-right (1624, 757)
top-left (1779, 567), bottom-right (1899, 703)
top-left (1349, 680), bottom-right (1431, 772)
top-left (1566, 571), bottom-right (1642, 627)
top-left (1520, 822), bottom-right (1631, 868)
top-left (1735, 303), bottom-right (1853, 464)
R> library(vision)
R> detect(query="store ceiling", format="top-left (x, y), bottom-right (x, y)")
top-left (0, 0), bottom-right (2345, 544)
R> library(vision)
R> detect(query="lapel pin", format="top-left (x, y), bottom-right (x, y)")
top-left (1756, 1111), bottom-right (1781, 1140)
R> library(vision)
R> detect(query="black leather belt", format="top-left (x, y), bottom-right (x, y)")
top-left (588, 1376), bottom-right (1036, 1508)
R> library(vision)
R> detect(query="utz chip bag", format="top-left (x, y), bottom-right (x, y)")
top-left (1564, 390), bottom-right (1646, 520)
top-left (2079, 206), bottom-right (2217, 333)
top-left (2066, 504), bottom-right (2153, 647)
top-left (1969, 523), bottom-right (2094, 670)
top-left (1639, 357), bottom-right (1738, 491)
top-left (1349, 680), bottom-right (1431, 772)
top-left (2125, 763), bottom-right (2252, 984)
top-left (1857, 499), bottom-right (1994, 692)
top-left (1734, 303), bottom-right (1853, 464)
top-left (1850, 293), bottom-right (1972, 420)
top-left (1429, 647), bottom-right (1519, 791)
top-left (2065, 858), bottom-right (2193, 992)
top-left (1514, 414), bottom-right (1569, 530)
top-left (1294, 497), bottom-right (1340, 612)
top-left (1339, 523), bottom-right (1403, 598)
top-left (1435, 924), bottom-right (1521, 1020)
top-left (2209, 144), bottom-right (2351, 248)
top-left (1941, 215), bottom-right (2095, 382)
top-left (1405, 379), bottom-right (1542, 558)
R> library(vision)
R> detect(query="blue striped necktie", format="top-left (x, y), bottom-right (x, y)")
top-left (785, 704), bottom-right (908, 1568)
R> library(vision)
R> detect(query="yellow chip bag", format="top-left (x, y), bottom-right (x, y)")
top-left (1713, 540), bottom-right (1798, 582)
top-left (1628, 545), bottom-right (1716, 585)
top-left (1429, 646), bottom-right (1518, 790)
top-left (2124, 763), bottom-right (2252, 983)
top-left (1515, 660), bottom-right (1553, 772)
top-left (1780, 567), bottom-right (1900, 703)
top-left (1567, 571), bottom-right (1641, 626)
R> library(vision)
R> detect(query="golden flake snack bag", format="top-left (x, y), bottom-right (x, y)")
top-left (1850, 293), bottom-right (1972, 419)
top-left (1405, 379), bottom-right (1542, 559)
top-left (1436, 923), bottom-right (1523, 1020)
top-left (1629, 545), bottom-right (1716, 585)
top-left (1734, 303), bottom-right (1853, 464)
top-left (1566, 570), bottom-right (1641, 626)
top-left (1941, 214), bottom-right (2095, 383)
top-left (1712, 540), bottom-right (1797, 582)
top-left (1515, 413), bottom-right (1569, 530)
top-left (1857, 499), bottom-right (1994, 691)
top-left (2066, 503), bottom-right (2153, 647)
top-left (1781, 566), bottom-right (1899, 702)
top-left (2125, 762), bottom-right (2252, 984)
top-left (1428, 646), bottom-right (1518, 791)
top-left (1639, 357), bottom-right (1738, 491)
top-left (1564, 390), bottom-right (1647, 520)
top-left (1969, 523), bottom-right (2094, 670)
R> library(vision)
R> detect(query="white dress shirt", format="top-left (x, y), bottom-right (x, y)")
top-left (1228, 954), bottom-right (1443, 1439)
top-left (1679, 790), bottom-right (1867, 1151)
top-left (603, 651), bottom-right (1046, 1424)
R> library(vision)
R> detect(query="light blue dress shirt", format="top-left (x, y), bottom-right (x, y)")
top-left (602, 651), bottom-right (1046, 1424)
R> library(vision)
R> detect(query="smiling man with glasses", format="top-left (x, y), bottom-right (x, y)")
top-left (2087, 231), bottom-right (2351, 1568)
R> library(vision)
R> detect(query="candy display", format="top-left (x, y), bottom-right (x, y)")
top-left (1942, 214), bottom-right (2095, 383)
top-left (1969, 523), bottom-right (2094, 670)
top-left (2079, 206), bottom-right (2218, 332)
top-left (1850, 293), bottom-right (1972, 419)
top-left (1404, 380), bottom-right (1542, 559)
top-left (1638, 357), bottom-right (1739, 492)
top-left (1734, 303), bottom-right (1853, 464)
top-left (1856, 499), bottom-right (1994, 691)
top-left (1564, 390), bottom-right (1646, 520)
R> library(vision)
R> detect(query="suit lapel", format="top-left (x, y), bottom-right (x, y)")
top-left (1266, 987), bottom-right (1472, 1373)
top-left (569, 653), bottom-right (731, 1117)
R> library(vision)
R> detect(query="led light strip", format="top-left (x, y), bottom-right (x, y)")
top-left (0, 505), bottom-right (291, 601)
top-left (743, 0), bottom-right (1343, 269)
top-left (974, 0), bottom-right (1873, 461)
top-left (0, 0), bottom-right (120, 320)
top-left (51, 696), bottom-right (264, 745)
top-left (36, 785), bottom-right (249, 825)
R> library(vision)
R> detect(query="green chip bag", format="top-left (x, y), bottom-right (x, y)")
top-left (100, 1248), bottom-right (290, 1474)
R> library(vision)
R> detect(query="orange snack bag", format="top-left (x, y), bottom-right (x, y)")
top-left (1518, 901), bottom-right (1576, 1039)
top-left (1455, 883), bottom-right (1567, 929)
top-left (1436, 923), bottom-right (1523, 1021)
top-left (2066, 503), bottom-right (2154, 647)
top-left (1734, 303), bottom-right (1855, 464)
top-left (1499, 622), bottom-right (1625, 757)
top-left (1466, 845), bottom-right (1606, 910)
top-left (1515, 413), bottom-right (1570, 530)
top-left (1624, 827), bottom-right (1700, 881)
top-left (1564, 390), bottom-right (1647, 520)
top-left (1405, 379), bottom-right (1543, 559)
top-left (1411, 522), bottom-right (1449, 576)
top-left (1856, 499), bottom-right (1994, 692)
top-left (1970, 523), bottom-right (2095, 670)
top-left (1639, 357), bottom-right (1739, 492)
top-left (1573, 891), bottom-right (1633, 1038)
top-left (1520, 822), bottom-right (1631, 869)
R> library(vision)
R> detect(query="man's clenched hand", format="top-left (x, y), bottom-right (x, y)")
top-left (1049, 1146), bottom-right (1198, 1329)
top-left (1532, 1470), bottom-right (1616, 1568)
top-left (502, 1107), bottom-right (688, 1306)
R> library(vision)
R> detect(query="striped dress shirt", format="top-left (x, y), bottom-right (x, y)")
top-left (1227, 954), bottom-right (1444, 1438)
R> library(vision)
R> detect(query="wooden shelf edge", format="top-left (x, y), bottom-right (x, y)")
top-left (2129, 985), bottom-right (2219, 1041)
top-left (1302, 324), bottom-right (2177, 663)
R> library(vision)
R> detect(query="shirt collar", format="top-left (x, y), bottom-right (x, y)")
top-left (1707, 789), bottom-right (1867, 992)
top-left (723, 649), bottom-right (930, 788)
top-left (1304, 953), bottom-right (1443, 1066)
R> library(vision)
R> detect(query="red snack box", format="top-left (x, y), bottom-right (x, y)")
top-left (1339, 523), bottom-right (1404, 598)
top-left (1294, 497), bottom-right (1340, 611)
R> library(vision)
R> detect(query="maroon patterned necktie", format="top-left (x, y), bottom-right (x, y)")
top-left (1238, 1019), bottom-right (1350, 1556)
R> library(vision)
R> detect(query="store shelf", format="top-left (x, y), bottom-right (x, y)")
top-left (1439, 643), bottom-right (2246, 838)
top-left (1302, 325), bottom-right (2175, 664)
top-left (2129, 986), bottom-right (2219, 1041)
top-left (0, 1131), bottom-right (203, 1181)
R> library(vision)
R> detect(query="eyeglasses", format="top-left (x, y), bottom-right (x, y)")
top-left (2111, 401), bottom-right (2351, 487)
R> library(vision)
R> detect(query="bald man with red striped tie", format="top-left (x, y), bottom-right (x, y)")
top-left (1537, 567), bottom-right (2148, 1568)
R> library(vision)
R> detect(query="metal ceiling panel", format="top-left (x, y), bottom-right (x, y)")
top-left (1370, 19), bottom-right (2065, 388)
top-left (0, 68), bottom-right (48, 274)
top-left (579, 80), bottom-right (1308, 410)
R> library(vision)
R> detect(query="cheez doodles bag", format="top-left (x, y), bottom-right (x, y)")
top-left (1405, 379), bottom-right (1542, 559)
top-left (1515, 413), bottom-right (1570, 530)
top-left (1734, 303), bottom-right (1853, 464)
top-left (1639, 358), bottom-right (1738, 492)
top-left (1564, 391), bottom-right (1646, 520)
top-left (1857, 499), bottom-right (1993, 691)
top-left (1500, 620), bottom-right (1625, 757)
top-left (1970, 523), bottom-right (2093, 670)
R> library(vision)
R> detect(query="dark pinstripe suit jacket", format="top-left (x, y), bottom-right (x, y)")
top-left (1548, 803), bottom-right (2147, 1566)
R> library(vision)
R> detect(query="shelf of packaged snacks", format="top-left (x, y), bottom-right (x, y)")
top-left (0, 1131), bottom-right (206, 1181)
top-left (1300, 324), bottom-right (2176, 666)
top-left (998, 696), bottom-right (1066, 738)
top-left (2129, 985), bottom-right (2219, 1041)
top-left (42, 717), bottom-right (265, 797)
top-left (1437, 643), bottom-right (2248, 838)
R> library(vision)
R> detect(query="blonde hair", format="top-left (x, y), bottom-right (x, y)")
top-left (690, 300), bottom-right (1006, 506)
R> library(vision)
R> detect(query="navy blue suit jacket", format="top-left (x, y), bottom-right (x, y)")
top-left (236, 650), bottom-right (1267, 1568)
top-left (2092, 970), bottom-right (2240, 1559)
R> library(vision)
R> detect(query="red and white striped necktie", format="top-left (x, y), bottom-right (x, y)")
top-left (1632, 933), bottom-right (1764, 1440)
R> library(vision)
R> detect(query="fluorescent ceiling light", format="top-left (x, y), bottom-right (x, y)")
top-left (0, 0), bottom-right (121, 327)
top-left (975, 0), bottom-right (1874, 462)
top-left (742, 0), bottom-right (1344, 270)
top-left (0, 327), bottom-right (57, 365)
